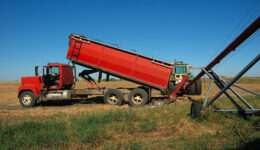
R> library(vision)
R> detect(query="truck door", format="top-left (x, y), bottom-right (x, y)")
top-left (48, 66), bottom-right (60, 88)
top-left (43, 66), bottom-right (48, 88)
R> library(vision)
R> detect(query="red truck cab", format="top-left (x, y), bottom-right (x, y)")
top-left (18, 63), bottom-right (74, 107)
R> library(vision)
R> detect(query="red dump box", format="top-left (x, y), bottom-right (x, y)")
top-left (66, 34), bottom-right (173, 91)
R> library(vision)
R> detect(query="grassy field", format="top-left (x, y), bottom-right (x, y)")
top-left (0, 104), bottom-right (259, 150)
top-left (0, 77), bottom-right (260, 149)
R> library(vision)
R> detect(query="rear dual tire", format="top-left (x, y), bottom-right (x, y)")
top-left (104, 89), bottom-right (124, 106)
top-left (128, 88), bottom-right (148, 107)
top-left (104, 88), bottom-right (149, 107)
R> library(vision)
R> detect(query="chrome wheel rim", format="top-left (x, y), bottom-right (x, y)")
top-left (107, 94), bottom-right (118, 104)
top-left (132, 93), bottom-right (143, 105)
top-left (22, 95), bottom-right (32, 105)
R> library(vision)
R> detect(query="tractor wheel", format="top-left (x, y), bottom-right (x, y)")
top-left (104, 89), bottom-right (124, 106)
top-left (161, 82), bottom-right (174, 95)
top-left (195, 79), bottom-right (202, 95)
top-left (168, 82), bottom-right (175, 94)
top-left (190, 101), bottom-right (201, 118)
top-left (128, 88), bottom-right (148, 107)
top-left (19, 91), bottom-right (37, 108)
top-left (188, 83), bottom-right (196, 95)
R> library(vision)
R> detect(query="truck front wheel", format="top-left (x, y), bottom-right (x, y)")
top-left (104, 89), bottom-right (124, 106)
top-left (19, 91), bottom-right (37, 107)
top-left (128, 88), bottom-right (148, 107)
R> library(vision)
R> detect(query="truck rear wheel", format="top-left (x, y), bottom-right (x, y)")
top-left (195, 79), bottom-right (202, 95)
top-left (128, 88), bottom-right (148, 107)
top-left (104, 89), bottom-right (124, 106)
top-left (137, 86), bottom-right (149, 94)
top-left (19, 91), bottom-right (37, 108)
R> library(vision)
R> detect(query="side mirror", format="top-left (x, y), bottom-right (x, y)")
top-left (35, 66), bottom-right (39, 76)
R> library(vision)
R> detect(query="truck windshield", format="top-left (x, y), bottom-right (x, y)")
top-left (49, 66), bottom-right (60, 75)
top-left (175, 66), bottom-right (186, 74)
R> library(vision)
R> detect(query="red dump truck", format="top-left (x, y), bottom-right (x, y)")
top-left (18, 34), bottom-right (200, 107)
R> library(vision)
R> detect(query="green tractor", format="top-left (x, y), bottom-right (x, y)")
top-left (169, 61), bottom-right (202, 95)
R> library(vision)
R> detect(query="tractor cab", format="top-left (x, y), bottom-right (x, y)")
top-left (167, 61), bottom-right (201, 96)
top-left (170, 61), bottom-right (194, 84)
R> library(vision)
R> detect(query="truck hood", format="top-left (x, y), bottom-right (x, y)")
top-left (21, 76), bottom-right (41, 85)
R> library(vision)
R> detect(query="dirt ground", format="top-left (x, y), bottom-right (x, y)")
top-left (0, 80), bottom-right (259, 124)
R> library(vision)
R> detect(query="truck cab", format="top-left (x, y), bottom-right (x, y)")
top-left (18, 63), bottom-right (75, 107)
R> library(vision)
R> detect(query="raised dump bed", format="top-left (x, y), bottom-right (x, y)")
top-left (67, 34), bottom-right (173, 92)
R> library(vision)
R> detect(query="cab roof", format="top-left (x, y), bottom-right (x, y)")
top-left (47, 63), bottom-right (71, 67)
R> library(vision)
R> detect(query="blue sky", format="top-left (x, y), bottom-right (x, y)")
top-left (0, 0), bottom-right (259, 81)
